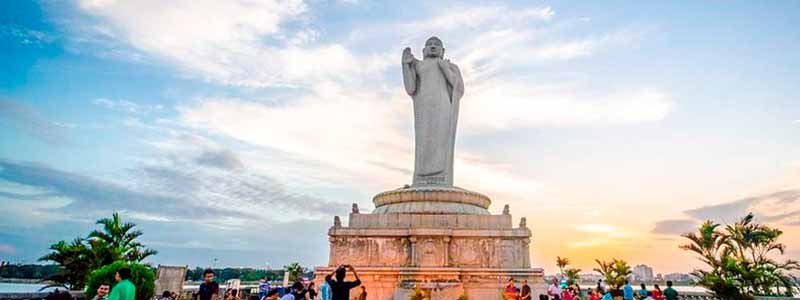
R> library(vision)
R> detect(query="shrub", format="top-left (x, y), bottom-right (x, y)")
top-left (85, 261), bottom-right (155, 300)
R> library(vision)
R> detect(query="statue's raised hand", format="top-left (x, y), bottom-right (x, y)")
top-left (402, 47), bottom-right (415, 64)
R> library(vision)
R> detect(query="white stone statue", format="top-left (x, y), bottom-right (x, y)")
top-left (402, 36), bottom-right (464, 186)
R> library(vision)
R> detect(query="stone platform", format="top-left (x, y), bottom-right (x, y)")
top-left (314, 200), bottom-right (545, 300)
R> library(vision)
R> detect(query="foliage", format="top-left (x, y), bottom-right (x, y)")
top-left (87, 213), bottom-right (158, 266)
top-left (283, 262), bottom-right (304, 283)
top-left (593, 258), bottom-right (631, 292)
top-left (681, 213), bottom-right (800, 299)
top-left (85, 261), bottom-right (155, 300)
top-left (565, 268), bottom-right (582, 286)
top-left (555, 256), bottom-right (581, 285)
top-left (556, 256), bottom-right (570, 276)
top-left (38, 212), bottom-right (157, 290)
top-left (37, 238), bottom-right (94, 290)
top-left (409, 287), bottom-right (426, 300)
top-left (0, 264), bottom-right (62, 280)
top-left (184, 267), bottom-right (285, 282)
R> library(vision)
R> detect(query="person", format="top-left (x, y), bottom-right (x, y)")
top-left (319, 281), bottom-right (331, 300)
top-left (520, 279), bottom-right (532, 300)
top-left (505, 278), bottom-right (519, 300)
top-left (306, 282), bottom-right (318, 300)
top-left (547, 277), bottom-right (562, 300)
top-left (623, 280), bottom-right (634, 300)
top-left (596, 280), bottom-right (604, 295)
top-left (588, 289), bottom-right (600, 300)
top-left (109, 267), bottom-right (136, 300)
top-left (561, 287), bottom-right (574, 300)
top-left (289, 282), bottom-right (306, 300)
top-left (357, 286), bottom-right (367, 300)
top-left (600, 291), bottom-right (612, 300)
top-left (264, 290), bottom-right (280, 300)
top-left (92, 284), bottom-right (111, 300)
top-left (651, 284), bottom-right (663, 300)
top-left (198, 269), bottom-right (220, 300)
top-left (258, 278), bottom-right (271, 299)
top-left (171, 292), bottom-right (179, 300)
top-left (638, 284), bottom-right (648, 299)
top-left (46, 290), bottom-right (74, 300)
top-left (324, 265), bottom-right (361, 300)
top-left (662, 281), bottom-right (678, 300)
top-left (163, 291), bottom-right (175, 300)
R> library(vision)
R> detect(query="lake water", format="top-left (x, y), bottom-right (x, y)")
top-left (0, 283), bottom-right (59, 293)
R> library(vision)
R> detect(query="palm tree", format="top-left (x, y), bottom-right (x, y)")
top-left (681, 213), bottom-right (800, 298)
top-left (594, 258), bottom-right (630, 293)
top-left (565, 268), bottom-right (582, 286)
top-left (87, 212), bottom-right (157, 265)
top-left (556, 256), bottom-right (570, 276)
top-left (284, 262), bottom-right (304, 283)
top-left (38, 238), bottom-right (93, 290)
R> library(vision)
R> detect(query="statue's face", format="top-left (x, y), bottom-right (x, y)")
top-left (423, 37), bottom-right (444, 58)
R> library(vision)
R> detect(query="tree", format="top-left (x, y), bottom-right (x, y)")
top-left (39, 212), bottom-right (158, 290)
top-left (565, 268), bottom-right (582, 286)
top-left (284, 262), bottom-right (304, 283)
top-left (556, 256), bottom-right (570, 276)
top-left (681, 213), bottom-right (800, 299)
top-left (594, 258), bottom-right (631, 293)
top-left (38, 238), bottom-right (93, 290)
top-left (88, 212), bottom-right (157, 265)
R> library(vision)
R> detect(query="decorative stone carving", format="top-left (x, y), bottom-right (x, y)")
top-left (352, 203), bottom-right (360, 214)
top-left (519, 217), bottom-right (527, 228)
top-left (333, 216), bottom-right (341, 228)
top-left (502, 204), bottom-right (510, 215)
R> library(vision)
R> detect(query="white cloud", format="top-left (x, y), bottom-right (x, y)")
top-left (71, 1), bottom-right (672, 209)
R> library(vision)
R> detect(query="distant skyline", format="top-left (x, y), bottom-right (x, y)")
top-left (1, 1), bottom-right (799, 274)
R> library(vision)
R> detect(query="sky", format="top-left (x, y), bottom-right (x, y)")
top-left (0, 0), bottom-right (799, 275)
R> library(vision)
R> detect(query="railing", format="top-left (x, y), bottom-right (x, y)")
top-left (0, 291), bottom-right (85, 300)
top-left (679, 291), bottom-right (799, 300)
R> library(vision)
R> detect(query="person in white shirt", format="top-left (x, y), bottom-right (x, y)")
top-left (547, 277), bottom-right (562, 300)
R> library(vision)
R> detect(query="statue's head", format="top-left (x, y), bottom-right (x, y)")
top-left (422, 36), bottom-right (444, 58)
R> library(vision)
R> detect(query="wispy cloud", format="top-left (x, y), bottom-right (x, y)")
top-left (0, 99), bottom-right (73, 145)
top-left (653, 189), bottom-right (800, 234)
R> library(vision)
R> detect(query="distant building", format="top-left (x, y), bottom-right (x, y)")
top-left (632, 264), bottom-right (654, 281)
top-left (664, 273), bottom-right (691, 282)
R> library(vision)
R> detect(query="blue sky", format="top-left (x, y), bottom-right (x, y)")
top-left (1, 0), bottom-right (799, 273)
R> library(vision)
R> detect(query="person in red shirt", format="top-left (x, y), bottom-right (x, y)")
top-left (651, 284), bottom-right (664, 300)
top-left (589, 288), bottom-right (601, 300)
top-left (561, 287), bottom-right (575, 300)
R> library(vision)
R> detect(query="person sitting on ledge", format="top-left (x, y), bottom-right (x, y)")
top-left (324, 265), bottom-right (361, 300)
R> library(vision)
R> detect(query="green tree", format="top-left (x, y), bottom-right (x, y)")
top-left (88, 212), bottom-right (158, 265)
top-left (85, 261), bottom-right (155, 300)
top-left (594, 258), bottom-right (631, 293)
top-left (284, 262), bottom-right (303, 283)
top-left (565, 268), bottom-right (582, 286)
top-left (556, 256), bottom-right (570, 276)
top-left (681, 213), bottom-right (800, 299)
top-left (38, 238), bottom-right (94, 290)
top-left (39, 212), bottom-right (158, 290)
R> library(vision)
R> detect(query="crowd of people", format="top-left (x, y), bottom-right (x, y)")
top-left (78, 265), bottom-right (684, 300)
top-left (507, 278), bottom-right (681, 300)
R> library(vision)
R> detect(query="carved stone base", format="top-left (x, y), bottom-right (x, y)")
top-left (315, 211), bottom-right (543, 300)
top-left (312, 267), bottom-right (545, 300)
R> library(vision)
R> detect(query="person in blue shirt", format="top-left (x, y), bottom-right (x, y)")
top-left (623, 280), bottom-right (634, 300)
top-left (638, 284), bottom-right (649, 299)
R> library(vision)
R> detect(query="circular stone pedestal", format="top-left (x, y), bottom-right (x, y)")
top-left (372, 186), bottom-right (491, 214)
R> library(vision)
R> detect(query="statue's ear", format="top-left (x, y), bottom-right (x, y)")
top-left (441, 48), bottom-right (445, 58)
top-left (422, 47), bottom-right (430, 57)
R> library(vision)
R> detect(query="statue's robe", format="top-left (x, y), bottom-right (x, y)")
top-left (406, 58), bottom-right (464, 186)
